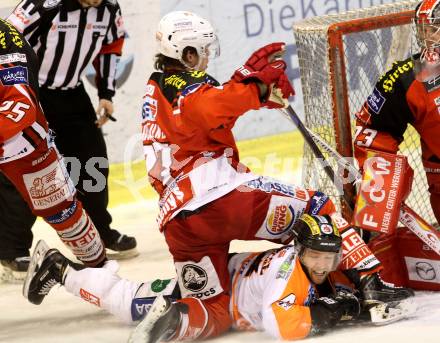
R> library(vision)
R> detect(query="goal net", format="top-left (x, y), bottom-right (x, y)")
top-left (293, 1), bottom-right (437, 224)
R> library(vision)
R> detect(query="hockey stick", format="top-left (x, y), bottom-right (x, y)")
top-left (280, 105), bottom-right (440, 256)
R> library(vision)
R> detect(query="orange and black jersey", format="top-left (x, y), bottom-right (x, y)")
top-left (228, 245), bottom-right (354, 340)
top-left (354, 56), bottom-right (440, 165)
top-left (0, 18), bottom-right (47, 159)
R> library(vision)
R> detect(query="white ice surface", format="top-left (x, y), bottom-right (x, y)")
top-left (1, 200), bottom-right (439, 343)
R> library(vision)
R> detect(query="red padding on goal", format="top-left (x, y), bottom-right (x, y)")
top-left (369, 228), bottom-right (440, 291)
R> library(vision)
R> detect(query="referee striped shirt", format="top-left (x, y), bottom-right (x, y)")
top-left (7, 0), bottom-right (125, 100)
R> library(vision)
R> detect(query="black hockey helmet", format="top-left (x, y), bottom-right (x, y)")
top-left (295, 214), bottom-right (342, 253)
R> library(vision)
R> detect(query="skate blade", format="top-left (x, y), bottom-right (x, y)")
top-left (22, 240), bottom-right (50, 299)
top-left (127, 295), bottom-right (168, 343)
top-left (106, 247), bottom-right (139, 260)
top-left (369, 297), bottom-right (417, 325)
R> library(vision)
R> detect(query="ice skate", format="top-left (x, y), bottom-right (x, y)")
top-left (128, 295), bottom-right (183, 343)
top-left (23, 240), bottom-right (69, 305)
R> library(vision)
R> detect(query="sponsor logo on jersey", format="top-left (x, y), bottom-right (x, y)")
top-left (0, 147), bottom-right (28, 163)
top-left (181, 264), bottom-right (208, 292)
top-left (186, 287), bottom-right (217, 299)
top-left (145, 84), bottom-right (155, 96)
top-left (266, 204), bottom-right (295, 235)
top-left (131, 296), bottom-right (156, 321)
top-left (151, 279), bottom-right (172, 293)
top-left (276, 251), bottom-right (296, 280)
top-left (79, 288), bottom-right (100, 306)
top-left (0, 66), bottom-right (28, 86)
top-left (330, 213), bottom-right (349, 231)
top-left (165, 74), bottom-right (187, 89)
top-left (176, 256), bottom-right (223, 300)
top-left (181, 82), bottom-right (203, 97)
top-left (277, 293), bottom-right (296, 310)
top-left (45, 201), bottom-right (77, 224)
top-left (142, 96), bottom-right (157, 120)
top-left (380, 60), bottom-right (413, 93)
top-left (23, 160), bottom-right (75, 210)
top-left (0, 21), bottom-right (24, 49)
top-left (256, 193), bottom-right (307, 240)
top-left (31, 149), bottom-right (51, 166)
top-left (309, 193), bottom-right (329, 215)
top-left (246, 177), bottom-right (310, 201)
top-left (189, 70), bottom-right (206, 78)
top-left (0, 53), bottom-right (27, 65)
top-left (367, 87), bottom-right (386, 114)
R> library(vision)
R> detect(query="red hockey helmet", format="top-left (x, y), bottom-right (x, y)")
top-left (415, 0), bottom-right (440, 50)
top-left (413, 1), bottom-right (440, 80)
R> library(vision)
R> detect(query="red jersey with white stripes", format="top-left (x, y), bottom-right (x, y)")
top-left (0, 18), bottom-right (48, 163)
top-left (141, 70), bottom-right (263, 228)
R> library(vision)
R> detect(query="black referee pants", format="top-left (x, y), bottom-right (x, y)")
top-left (0, 84), bottom-right (118, 259)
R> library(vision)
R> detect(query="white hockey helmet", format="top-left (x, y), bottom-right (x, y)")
top-left (156, 11), bottom-right (220, 64)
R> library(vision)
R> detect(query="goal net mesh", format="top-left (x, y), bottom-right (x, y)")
top-left (293, 1), bottom-right (436, 224)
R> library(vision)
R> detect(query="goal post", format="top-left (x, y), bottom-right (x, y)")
top-left (293, 1), bottom-right (436, 224)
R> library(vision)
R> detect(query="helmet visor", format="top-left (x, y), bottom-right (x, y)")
top-left (202, 35), bottom-right (220, 60)
top-left (415, 18), bottom-right (440, 49)
top-left (299, 246), bottom-right (342, 273)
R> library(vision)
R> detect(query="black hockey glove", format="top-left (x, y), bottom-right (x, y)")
top-left (309, 291), bottom-right (361, 334)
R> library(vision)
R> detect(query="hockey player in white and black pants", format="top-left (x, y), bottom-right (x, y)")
top-left (23, 215), bottom-right (414, 342)
top-left (0, 0), bottom-right (137, 278)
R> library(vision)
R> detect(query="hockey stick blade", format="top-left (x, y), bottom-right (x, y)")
top-left (279, 106), bottom-right (440, 256)
top-left (22, 240), bottom-right (50, 300)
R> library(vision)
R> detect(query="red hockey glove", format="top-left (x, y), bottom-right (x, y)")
top-left (233, 59), bottom-right (287, 85)
top-left (243, 42), bottom-right (286, 71)
top-left (263, 74), bottom-right (295, 109)
top-left (232, 42), bottom-right (286, 83)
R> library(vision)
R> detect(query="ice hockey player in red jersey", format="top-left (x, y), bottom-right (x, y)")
top-left (127, 10), bottom-right (415, 342)
top-left (22, 214), bottom-right (413, 340)
top-left (0, 18), bottom-right (106, 267)
top-left (354, 0), bottom-right (440, 223)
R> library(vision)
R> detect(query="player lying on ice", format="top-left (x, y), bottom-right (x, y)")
top-left (23, 214), bottom-right (415, 341)
top-left (23, 9), bottom-right (414, 342)
top-left (123, 10), bottom-right (414, 342)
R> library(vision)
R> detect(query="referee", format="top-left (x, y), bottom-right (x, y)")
top-left (0, 0), bottom-right (137, 275)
